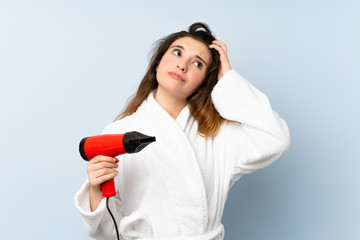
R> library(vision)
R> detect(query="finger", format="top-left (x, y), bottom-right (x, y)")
top-left (212, 40), bottom-right (226, 48)
top-left (87, 156), bottom-right (119, 174)
top-left (89, 169), bottom-right (119, 186)
top-left (89, 172), bottom-right (119, 187)
top-left (90, 155), bottom-right (117, 164)
top-left (209, 44), bottom-right (226, 56)
top-left (88, 161), bottom-right (119, 173)
top-left (90, 167), bottom-right (118, 179)
top-left (211, 40), bottom-right (227, 53)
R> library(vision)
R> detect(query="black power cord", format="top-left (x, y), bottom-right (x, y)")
top-left (106, 197), bottom-right (121, 240)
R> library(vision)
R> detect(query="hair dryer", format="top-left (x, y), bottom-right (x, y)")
top-left (79, 131), bottom-right (156, 197)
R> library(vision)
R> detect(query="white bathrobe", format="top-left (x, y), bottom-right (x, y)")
top-left (74, 70), bottom-right (290, 240)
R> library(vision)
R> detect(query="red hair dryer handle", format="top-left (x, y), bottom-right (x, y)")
top-left (101, 179), bottom-right (116, 197)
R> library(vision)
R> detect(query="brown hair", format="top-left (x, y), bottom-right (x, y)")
top-left (115, 22), bottom-right (224, 137)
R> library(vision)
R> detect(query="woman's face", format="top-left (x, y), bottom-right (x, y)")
top-left (156, 36), bottom-right (212, 101)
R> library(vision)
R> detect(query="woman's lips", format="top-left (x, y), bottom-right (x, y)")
top-left (168, 72), bottom-right (185, 82)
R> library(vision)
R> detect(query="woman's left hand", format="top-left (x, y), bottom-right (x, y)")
top-left (209, 40), bottom-right (232, 80)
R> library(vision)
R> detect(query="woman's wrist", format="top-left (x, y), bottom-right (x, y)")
top-left (89, 185), bottom-right (103, 211)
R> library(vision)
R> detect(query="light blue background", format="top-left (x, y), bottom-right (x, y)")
top-left (1, 0), bottom-right (359, 239)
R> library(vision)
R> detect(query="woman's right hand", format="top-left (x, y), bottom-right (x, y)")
top-left (87, 155), bottom-right (119, 211)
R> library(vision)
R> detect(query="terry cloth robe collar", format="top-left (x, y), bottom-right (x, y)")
top-left (135, 92), bottom-right (209, 234)
top-left (175, 102), bottom-right (190, 131)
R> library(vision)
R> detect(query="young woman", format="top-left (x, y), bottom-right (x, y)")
top-left (75, 22), bottom-right (290, 240)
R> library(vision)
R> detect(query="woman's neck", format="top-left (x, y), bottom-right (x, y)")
top-left (154, 87), bottom-right (187, 119)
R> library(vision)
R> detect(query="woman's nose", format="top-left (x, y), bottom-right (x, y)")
top-left (177, 61), bottom-right (187, 72)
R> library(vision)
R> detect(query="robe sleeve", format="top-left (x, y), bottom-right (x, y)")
top-left (211, 70), bottom-right (290, 181)
top-left (74, 123), bottom-right (124, 240)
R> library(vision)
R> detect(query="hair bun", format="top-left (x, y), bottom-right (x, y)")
top-left (189, 22), bottom-right (212, 35)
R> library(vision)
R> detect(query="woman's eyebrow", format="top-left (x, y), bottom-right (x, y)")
top-left (170, 45), bottom-right (208, 66)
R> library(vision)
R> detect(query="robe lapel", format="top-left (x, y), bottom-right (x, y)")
top-left (135, 93), bottom-right (208, 234)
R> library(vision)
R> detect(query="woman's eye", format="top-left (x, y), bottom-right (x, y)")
top-left (173, 50), bottom-right (181, 56)
top-left (194, 61), bottom-right (203, 68)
